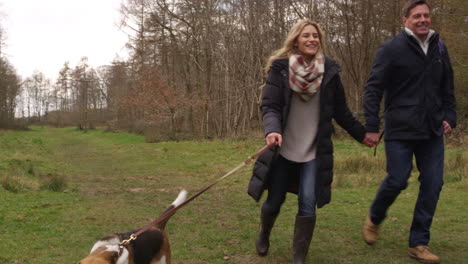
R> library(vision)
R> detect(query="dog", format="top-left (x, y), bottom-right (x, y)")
top-left (77, 189), bottom-right (188, 264)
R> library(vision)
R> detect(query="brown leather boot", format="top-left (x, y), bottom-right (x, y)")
top-left (362, 215), bottom-right (379, 245)
top-left (408, 246), bottom-right (440, 264)
top-left (293, 216), bottom-right (316, 264)
top-left (255, 212), bottom-right (277, 256)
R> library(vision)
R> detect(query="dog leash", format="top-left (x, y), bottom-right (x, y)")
top-left (119, 143), bottom-right (275, 250)
top-left (373, 131), bottom-right (385, 156)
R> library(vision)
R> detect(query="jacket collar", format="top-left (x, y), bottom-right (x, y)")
top-left (404, 27), bottom-right (435, 43)
top-left (404, 27), bottom-right (435, 54)
top-left (401, 29), bottom-right (439, 56)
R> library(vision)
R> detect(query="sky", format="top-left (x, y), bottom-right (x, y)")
top-left (1, 0), bottom-right (129, 81)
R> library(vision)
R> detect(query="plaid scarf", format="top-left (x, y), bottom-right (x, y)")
top-left (289, 53), bottom-right (325, 101)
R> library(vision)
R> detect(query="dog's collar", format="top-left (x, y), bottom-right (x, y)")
top-left (115, 245), bottom-right (129, 264)
top-left (118, 245), bottom-right (124, 257)
top-left (119, 234), bottom-right (136, 251)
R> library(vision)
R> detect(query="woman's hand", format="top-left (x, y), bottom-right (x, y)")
top-left (443, 121), bottom-right (452, 134)
top-left (363, 132), bottom-right (379, 147)
top-left (266, 132), bottom-right (282, 147)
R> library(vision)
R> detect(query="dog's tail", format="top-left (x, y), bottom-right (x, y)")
top-left (158, 189), bottom-right (188, 229)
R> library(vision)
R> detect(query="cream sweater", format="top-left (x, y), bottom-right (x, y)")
top-left (280, 91), bottom-right (320, 162)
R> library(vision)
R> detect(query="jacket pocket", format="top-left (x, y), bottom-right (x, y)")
top-left (385, 99), bottom-right (424, 131)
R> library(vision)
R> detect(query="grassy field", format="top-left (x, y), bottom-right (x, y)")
top-left (0, 126), bottom-right (466, 264)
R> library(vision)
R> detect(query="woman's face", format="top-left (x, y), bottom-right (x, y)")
top-left (295, 25), bottom-right (321, 61)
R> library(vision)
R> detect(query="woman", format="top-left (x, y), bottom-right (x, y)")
top-left (247, 19), bottom-right (374, 263)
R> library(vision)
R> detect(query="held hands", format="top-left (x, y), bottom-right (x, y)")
top-left (268, 132), bottom-right (379, 148)
top-left (443, 121), bottom-right (452, 134)
top-left (265, 132), bottom-right (282, 147)
top-left (361, 121), bottom-right (452, 147)
top-left (363, 132), bottom-right (380, 148)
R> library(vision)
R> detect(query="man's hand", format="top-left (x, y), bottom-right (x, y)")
top-left (443, 121), bottom-right (452, 134)
top-left (363, 132), bottom-right (380, 147)
top-left (266, 132), bottom-right (282, 147)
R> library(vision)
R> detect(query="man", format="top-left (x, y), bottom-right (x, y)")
top-left (361, 0), bottom-right (456, 263)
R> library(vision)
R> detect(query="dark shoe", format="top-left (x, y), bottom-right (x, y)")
top-left (255, 212), bottom-right (277, 256)
top-left (408, 246), bottom-right (440, 264)
top-left (293, 215), bottom-right (316, 264)
top-left (362, 215), bottom-right (379, 245)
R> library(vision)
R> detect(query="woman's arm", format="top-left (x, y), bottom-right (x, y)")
top-left (333, 75), bottom-right (367, 143)
top-left (261, 67), bottom-right (285, 138)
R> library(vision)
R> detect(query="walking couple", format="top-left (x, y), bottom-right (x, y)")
top-left (248, 1), bottom-right (456, 263)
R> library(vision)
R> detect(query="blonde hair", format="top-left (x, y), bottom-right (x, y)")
top-left (264, 19), bottom-right (326, 74)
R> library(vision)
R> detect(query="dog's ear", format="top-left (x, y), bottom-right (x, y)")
top-left (78, 246), bottom-right (121, 264)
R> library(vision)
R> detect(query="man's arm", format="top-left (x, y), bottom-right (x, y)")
top-left (441, 44), bottom-right (457, 131)
top-left (363, 45), bottom-right (390, 135)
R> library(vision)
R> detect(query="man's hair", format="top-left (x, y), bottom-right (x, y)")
top-left (402, 0), bottom-right (431, 18)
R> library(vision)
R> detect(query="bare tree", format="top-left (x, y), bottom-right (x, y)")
top-left (0, 58), bottom-right (21, 128)
top-left (58, 0), bottom-right (465, 138)
top-left (21, 71), bottom-right (51, 123)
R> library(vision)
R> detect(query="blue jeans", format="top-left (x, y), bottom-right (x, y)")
top-left (369, 136), bottom-right (444, 247)
top-left (262, 155), bottom-right (317, 217)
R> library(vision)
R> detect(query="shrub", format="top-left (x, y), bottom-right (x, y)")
top-left (0, 175), bottom-right (39, 193)
top-left (39, 173), bottom-right (68, 192)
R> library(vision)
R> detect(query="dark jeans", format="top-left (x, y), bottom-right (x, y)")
top-left (262, 155), bottom-right (317, 217)
top-left (369, 136), bottom-right (444, 247)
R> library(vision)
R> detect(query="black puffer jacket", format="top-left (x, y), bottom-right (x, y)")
top-left (248, 57), bottom-right (365, 208)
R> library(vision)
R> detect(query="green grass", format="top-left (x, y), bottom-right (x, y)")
top-left (0, 126), bottom-right (466, 263)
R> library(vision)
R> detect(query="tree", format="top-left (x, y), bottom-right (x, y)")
top-left (0, 58), bottom-right (21, 128)
top-left (22, 71), bottom-right (51, 122)
top-left (122, 66), bottom-right (196, 133)
top-left (0, 12), bottom-right (21, 128)
top-left (100, 60), bottom-right (130, 124)
top-left (89, 0), bottom-right (468, 138)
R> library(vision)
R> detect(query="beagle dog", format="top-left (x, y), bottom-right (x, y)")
top-left (77, 190), bottom-right (187, 264)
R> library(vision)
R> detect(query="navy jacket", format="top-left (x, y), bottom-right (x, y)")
top-left (364, 30), bottom-right (456, 140)
top-left (248, 57), bottom-right (365, 208)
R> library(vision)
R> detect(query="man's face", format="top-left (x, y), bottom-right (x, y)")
top-left (403, 4), bottom-right (431, 41)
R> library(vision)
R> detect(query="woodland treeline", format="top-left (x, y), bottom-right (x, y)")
top-left (0, 23), bottom-right (21, 128)
top-left (1, 0), bottom-right (466, 140)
